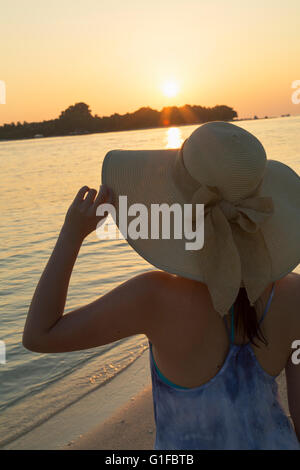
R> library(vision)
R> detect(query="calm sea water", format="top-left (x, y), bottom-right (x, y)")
top-left (0, 116), bottom-right (299, 447)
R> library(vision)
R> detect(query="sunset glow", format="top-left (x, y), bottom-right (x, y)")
top-left (0, 1), bottom-right (299, 125)
top-left (162, 81), bottom-right (179, 98)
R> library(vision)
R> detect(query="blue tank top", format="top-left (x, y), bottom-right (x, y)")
top-left (149, 282), bottom-right (300, 450)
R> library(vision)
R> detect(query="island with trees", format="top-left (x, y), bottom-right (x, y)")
top-left (0, 102), bottom-right (238, 141)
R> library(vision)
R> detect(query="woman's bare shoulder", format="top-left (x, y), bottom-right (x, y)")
top-left (277, 272), bottom-right (300, 297)
top-left (275, 272), bottom-right (300, 338)
top-left (280, 271), bottom-right (300, 284)
top-left (140, 271), bottom-right (209, 295)
top-left (139, 270), bottom-right (300, 308)
top-left (132, 269), bottom-right (176, 291)
top-left (134, 270), bottom-right (209, 314)
top-left (135, 270), bottom-right (207, 289)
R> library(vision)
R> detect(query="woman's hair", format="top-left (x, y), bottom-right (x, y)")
top-left (233, 287), bottom-right (268, 347)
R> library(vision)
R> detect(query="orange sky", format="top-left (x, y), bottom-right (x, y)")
top-left (0, 0), bottom-right (300, 125)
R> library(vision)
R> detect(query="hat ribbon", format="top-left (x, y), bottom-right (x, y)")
top-left (173, 146), bottom-right (274, 316)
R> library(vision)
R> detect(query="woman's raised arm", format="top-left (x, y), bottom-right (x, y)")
top-left (22, 183), bottom-right (163, 353)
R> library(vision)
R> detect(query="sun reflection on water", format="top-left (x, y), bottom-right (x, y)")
top-left (165, 127), bottom-right (183, 149)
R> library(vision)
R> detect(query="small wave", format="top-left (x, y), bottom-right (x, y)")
top-left (0, 336), bottom-right (149, 448)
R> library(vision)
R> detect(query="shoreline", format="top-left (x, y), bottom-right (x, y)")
top-left (0, 115), bottom-right (296, 143)
top-left (2, 350), bottom-right (152, 450)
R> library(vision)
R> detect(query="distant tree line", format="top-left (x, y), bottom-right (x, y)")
top-left (0, 102), bottom-right (238, 140)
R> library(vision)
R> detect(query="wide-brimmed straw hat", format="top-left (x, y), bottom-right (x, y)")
top-left (101, 121), bottom-right (300, 316)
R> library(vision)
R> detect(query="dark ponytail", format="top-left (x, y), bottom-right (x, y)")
top-left (233, 287), bottom-right (268, 347)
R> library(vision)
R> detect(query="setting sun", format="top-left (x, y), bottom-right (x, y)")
top-left (162, 81), bottom-right (179, 98)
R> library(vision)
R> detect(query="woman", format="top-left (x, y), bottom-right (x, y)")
top-left (23, 122), bottom-right (300, 450)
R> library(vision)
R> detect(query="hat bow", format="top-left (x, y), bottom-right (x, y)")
top-left (174, 148), bottom-right (274, 316)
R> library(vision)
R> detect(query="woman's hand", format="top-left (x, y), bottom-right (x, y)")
top-left (62, 184), bottom-right (114, 243)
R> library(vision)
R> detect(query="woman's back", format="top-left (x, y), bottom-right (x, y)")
top-left (147, 271), bottom-right (300, 449)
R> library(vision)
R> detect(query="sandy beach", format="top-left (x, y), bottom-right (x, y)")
top-left (2, 346), bottom-right (292, 451)
top-left (64, 386), bottom-right (155, 450)
top-left (2, 350), bottom-right (154, 450)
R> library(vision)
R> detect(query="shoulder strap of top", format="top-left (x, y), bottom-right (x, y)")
top-left (258, 281), bottom-right (276, 326)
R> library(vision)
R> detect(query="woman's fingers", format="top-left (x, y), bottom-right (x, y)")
top-left (81, 188), bottom-right (97, 209)
top-left (72, 185), bottom-right (114, 219)
top-left (73, 186), bottom-right (89, 205)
